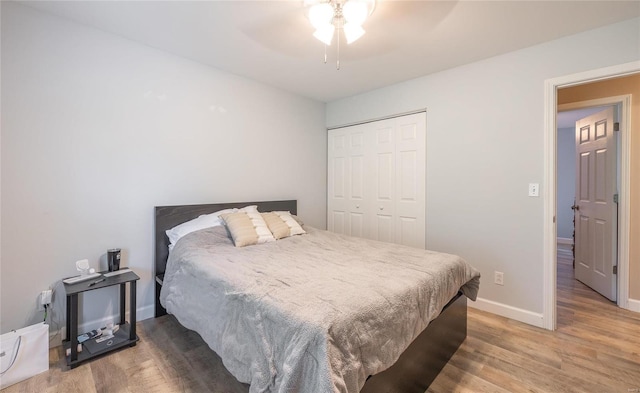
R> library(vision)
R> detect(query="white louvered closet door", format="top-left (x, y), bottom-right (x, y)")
top-left (327, 112), bottom-right (426, 249)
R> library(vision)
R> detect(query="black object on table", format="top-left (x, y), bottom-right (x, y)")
top-left (63, 269), bottom-right (140, 368)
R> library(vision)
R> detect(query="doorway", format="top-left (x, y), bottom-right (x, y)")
top-left (556, 105), bottom-right (619, 303)
top-left (543, 62), bottom-right (638, 331)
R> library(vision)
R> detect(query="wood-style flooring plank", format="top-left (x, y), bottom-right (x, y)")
top-left (429, 256), bottom-right (640, 392)
top-left (4, 255), bottom-right (639, 392)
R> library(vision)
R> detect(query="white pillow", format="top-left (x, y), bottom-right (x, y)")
top-left (166, 208), bottom-right (238, 247)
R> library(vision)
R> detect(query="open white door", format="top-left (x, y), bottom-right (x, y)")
top-left (573, 107), bottom-right (617, 301)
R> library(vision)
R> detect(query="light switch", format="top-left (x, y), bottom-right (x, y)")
top-left (528, 183), bottom-right (539, 197)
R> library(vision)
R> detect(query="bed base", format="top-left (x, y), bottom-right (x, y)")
top-left (361, 292), bottom-right (466, 393)
top-left (154, 200), bottom-right (467, 391)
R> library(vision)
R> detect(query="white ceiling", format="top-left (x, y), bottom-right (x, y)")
top-left (21, 1), bottom-right (640, 102)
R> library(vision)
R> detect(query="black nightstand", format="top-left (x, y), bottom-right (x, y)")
top-left (63, 270), bottom-right (140, 368)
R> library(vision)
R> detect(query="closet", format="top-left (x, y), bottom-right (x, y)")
top-left (327, 112), bottom-right (426, 248)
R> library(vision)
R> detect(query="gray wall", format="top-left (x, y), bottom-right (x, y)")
top-left (326, 17), bottom-right (640, 315)
top-left (1, 3), bottom-right (327, 334)
top-left (557, 127), bottom-right (576, 240)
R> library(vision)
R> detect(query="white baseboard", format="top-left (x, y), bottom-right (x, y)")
top-left (50, 304), bottom-right (154, 348)
top-left (557, 248), bottom-right (573, 258)
top-left (557, 237), bottom-right (574, 245)
top-left (628, 298), bottom-right (640, 313)
top-left (137, 304), bottom-right (155, 321)
top-left (556, 238), bottom-right (573, 258)
top-left (468, 297), bottom-right (544, 328)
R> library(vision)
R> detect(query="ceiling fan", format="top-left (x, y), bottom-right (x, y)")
top-left (303, 0), bottom-right (376, 69)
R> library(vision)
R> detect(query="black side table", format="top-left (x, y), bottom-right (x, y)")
top-left (63, 270), bottom-right (140, 368)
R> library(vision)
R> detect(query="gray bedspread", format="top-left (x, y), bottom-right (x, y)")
top-left (160, 226), bottom-right (480, 393)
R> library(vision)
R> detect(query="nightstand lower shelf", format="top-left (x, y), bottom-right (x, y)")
top-left (64, 322), bottom-right (139, 368)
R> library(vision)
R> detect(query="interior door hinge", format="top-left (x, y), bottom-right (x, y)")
top-left (613, 265), bottom-right (618, 275)
top-left (614, 122), bottom-right (620, 132)
top-left (613, 194), bottom-right (619, 204)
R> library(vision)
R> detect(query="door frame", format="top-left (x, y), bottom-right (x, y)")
top-left (543, 61), bottom-right (638, 330)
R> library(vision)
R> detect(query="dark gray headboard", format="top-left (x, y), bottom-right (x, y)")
top-left (154, 200), bottom-right (297, 317)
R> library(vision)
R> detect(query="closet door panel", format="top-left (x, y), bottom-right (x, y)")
top-left (375, 214), bottom-right (394, 243)
top-left (328, 126), bottom-right (369, 237)
top-left (373, 152), bottom-right (394, 242)
top-left (395, 114), bottom-right (426, 248)
top-left (332, 211), bottom-right (346, 234)
top-left (328, 130), bottom-right (348, 234)
top-left (398, 216), bottom-right (419, 247)
top-left (373, 149), bottom-right (394, 242)
top-left (370, 121), bottom-right (396, 242)
top-left (376, 153), bottom-right (393, 200)
top-left (349, 144), bottom-right (366, 214)
top-left (350, 212), bottom-right (365, 238)
top-left (347, 127), bottom-right (368, 237)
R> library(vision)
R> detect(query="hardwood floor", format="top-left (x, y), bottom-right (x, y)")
top-left (428, 254), bottom-right (640, 392)
top-left (5, 256), bottom-right (639, 392)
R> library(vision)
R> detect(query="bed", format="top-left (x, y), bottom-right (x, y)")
top-left (154, 200), bottom-right (480, 393)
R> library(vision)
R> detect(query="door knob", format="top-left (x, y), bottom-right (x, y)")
top-left (356, 205), bottom-right (360, 209)
top-left (379, 206), bottom-right (384, 210)
top-left (571, 204), bottom-right (580, 211)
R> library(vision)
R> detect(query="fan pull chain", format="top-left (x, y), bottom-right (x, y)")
top-left (336, 28), bottom-right (340, 70)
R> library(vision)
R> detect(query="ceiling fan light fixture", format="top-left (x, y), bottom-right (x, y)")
top-left (308, 3), bottom-right (334, 30)
top-left (305, 0), bottom-right (376, 68)
top-left (314, 24), bottom-right (335, 45)
top-left (342, 1), bottom-right (369, 26)
top-left (343, 23), bottom-right (365, 44)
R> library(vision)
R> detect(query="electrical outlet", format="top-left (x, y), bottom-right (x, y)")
top-left (494, 271), bottom-right (504, 286)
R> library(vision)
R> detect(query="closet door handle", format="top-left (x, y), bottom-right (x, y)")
top-left (379, 206), bottom-right (384, 210)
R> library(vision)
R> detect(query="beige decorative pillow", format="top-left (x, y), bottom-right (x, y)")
top-left (262, 211), bottom-right (306, 239)
top-left (220, 211), bottom-right (275, 247)
top-left (261, 212), bottom-right (290, 240)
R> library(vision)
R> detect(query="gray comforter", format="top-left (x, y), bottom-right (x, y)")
top-left (160, 226), bottom-right (480, 393)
